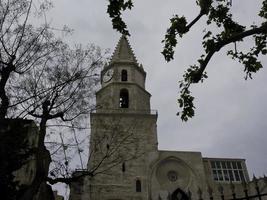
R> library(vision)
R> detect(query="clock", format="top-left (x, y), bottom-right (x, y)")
top-left (102, 68), bottom-right (114, 83)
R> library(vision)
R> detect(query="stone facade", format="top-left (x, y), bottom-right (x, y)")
top-left (69, 36), bottom-right (267, 200)
top-left (0, 119), bottom-right (39, 187)
top-left (0, 119), bottom-right (56, 200)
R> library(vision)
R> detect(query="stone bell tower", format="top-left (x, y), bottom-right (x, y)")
top-left (69, 36), bottom-right (259, 200)
top-left (96, 35), bottom-right (151, 112)
top-left (77, 35), bottom-right (158, 200)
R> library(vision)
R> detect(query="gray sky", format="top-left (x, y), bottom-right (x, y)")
top-left (48, 0), bottom-right (267, 179)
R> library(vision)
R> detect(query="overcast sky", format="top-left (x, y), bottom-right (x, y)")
top-left (47, 0), bottom-right (267, 180)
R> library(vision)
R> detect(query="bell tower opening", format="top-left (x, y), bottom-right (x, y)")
top-left (136, 179), bottom-right (141, 192)
top-left (119, 89), bottom-right (129, 108)
top-left (121, 69), bottom-right (128, 81)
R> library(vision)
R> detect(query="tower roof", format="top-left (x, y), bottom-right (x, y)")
top-left (110, 35), bottom-right (138, 64)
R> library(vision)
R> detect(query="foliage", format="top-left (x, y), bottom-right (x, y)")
top-left (0, 0), bottom-right (62, 119)
top-left (107, 0), bottom-right (133, 36)
top-left (107, 0), bottom-right (267, 121)
top-left (14, 43), bottom-right (102, 123)
top-left (0, 0), bottom-right (139, 198)
top-left (0, 0), bottom-right (106, 198)
top-left (0, 119), bottom-right (35, 200)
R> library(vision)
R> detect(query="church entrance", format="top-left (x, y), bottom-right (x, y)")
top-left (171, 188), bottom-right (189, 200)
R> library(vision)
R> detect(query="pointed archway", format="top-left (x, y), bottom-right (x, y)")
top-left (171, 188), bottom-right (189, 200)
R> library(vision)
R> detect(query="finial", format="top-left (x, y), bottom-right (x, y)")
top-left (252, 174), bottom-right (257, 181)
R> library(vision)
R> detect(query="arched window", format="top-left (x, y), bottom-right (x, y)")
top-left (119, 89), bottom-right (129, 108)
top-left (136, 179), bottom-right (141, 192)
top-left (122, 162), bottom-right (126, 172)
top-left (121, 70), bottom-right (128, 81)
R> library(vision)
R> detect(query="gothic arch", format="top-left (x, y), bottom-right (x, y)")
top-left (121, 69), bottom-right (128, 81)
top-left (119, 89), bottom-right (129, 108)
top-left (171, 188), bottom-right (189, 200)
top-left (136, 179), bottom-right (142, 192)
top-left (148, 156), bottom-right (200, 200)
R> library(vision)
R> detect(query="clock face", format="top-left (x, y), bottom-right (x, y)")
top-left (102, 68), bottom-right (114, 83)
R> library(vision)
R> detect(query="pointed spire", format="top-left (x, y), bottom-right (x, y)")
top-left (110, 35), bottom-right (138, 64)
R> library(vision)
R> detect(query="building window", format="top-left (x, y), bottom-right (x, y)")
top-left (119, 89), bottom-right (129, 108)
top-left (122, 162), bottom-right (126, 172)
top-left (210, 160), bottom-right (247, 182)
top-left (136, 179), bottom-right (141, 192)
top-left (121, 69), bottom-right (127, 81)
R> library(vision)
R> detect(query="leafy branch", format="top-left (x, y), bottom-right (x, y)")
top-left (107, 0), bottom-right (133, 36)
top-left (162, 0), bottom-right (267, 121)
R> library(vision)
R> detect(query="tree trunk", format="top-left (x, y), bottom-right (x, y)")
top-left (0, 64), bottom-right (14, 119)
top-left (19, 116), bottom-right (53, 200)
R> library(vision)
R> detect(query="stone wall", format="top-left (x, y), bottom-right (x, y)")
top-left (148, 151), bottom-right (208, 200)
top-left (0, 119), bottom-right (54, 200)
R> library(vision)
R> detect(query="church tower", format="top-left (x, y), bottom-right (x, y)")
top-left (96, 35), bottom-right (152, 113)
top-left (69, 36), bottom-right (259, 200)
top-left (81, 35), bottom-right (158, 200)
